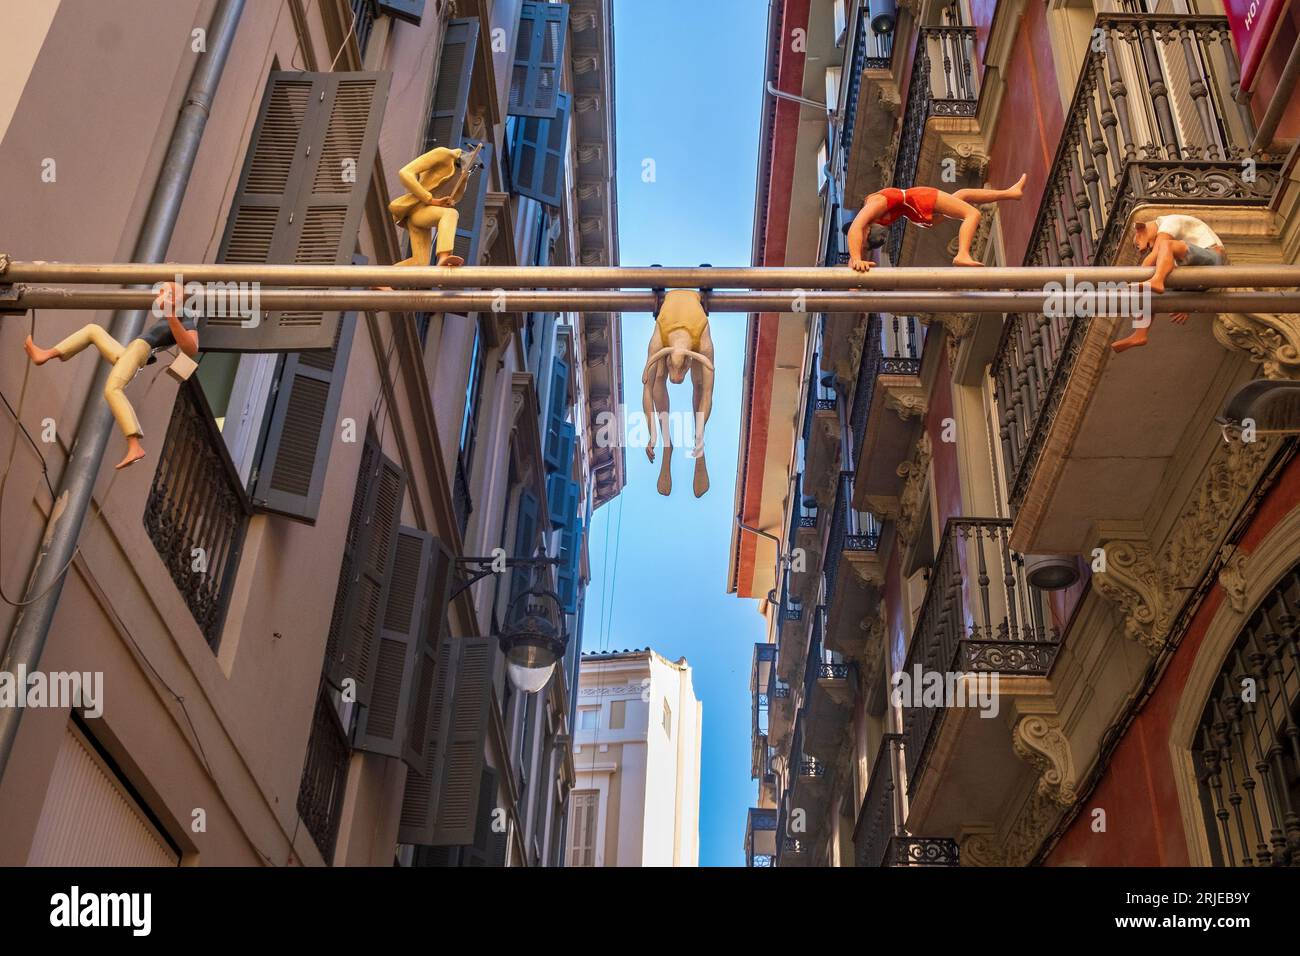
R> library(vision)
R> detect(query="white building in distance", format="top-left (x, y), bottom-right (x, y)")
top-left (567, 649), bottom-right (702, 866)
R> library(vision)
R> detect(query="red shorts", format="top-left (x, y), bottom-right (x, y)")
top-left (873, 187), bottom-right (939, 227)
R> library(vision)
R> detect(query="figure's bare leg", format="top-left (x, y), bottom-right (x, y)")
top-left (932, 192), bottom-right (985, 267)
top-left (950, 173), bottom-right (1027, 205)
top-left (652, 372), bottom-right (673, 496)
top-left (1147, 235), bottom-right (1187, 295)
top-left (691, 326), bottom-right (715, 498)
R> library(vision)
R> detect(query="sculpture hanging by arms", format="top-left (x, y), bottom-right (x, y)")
top-left (23, 280), bottom-right (198, 470)
top-left (643, 289), bottom-right (715, 498)
top-left (388, 142), bottom-right (485, 269)
top-left (846, 173), bottom-right (1027, 269)
top-left (1112, 214), bottom-right (1228, 353)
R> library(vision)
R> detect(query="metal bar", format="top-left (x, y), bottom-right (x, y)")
top-left (5, 260), bottom-right (1300, 290)
top-left (10, 285), bottom-right (1299, 314)
top-left (0, 0), bottom-right (246, 786)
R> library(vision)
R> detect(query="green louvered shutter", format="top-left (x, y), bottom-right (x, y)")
top-left (205, 72), bottom-right (389, 352)
top-left (509, 2), bottom-right (570, 118)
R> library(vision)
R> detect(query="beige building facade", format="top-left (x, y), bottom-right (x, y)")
top-left (0, 0), bottom-right (622, 867)
top-left (568, 649), bottom-right (702, 867)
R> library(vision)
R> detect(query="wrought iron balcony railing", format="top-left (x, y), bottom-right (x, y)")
top-left (841, 1), bottom-right (896, 165)
top-left (992, 15), bottom-right (1276, 512)
top-left (825, 470), bottom-right (881, 605)
top-left (745, 807), bottom-right (778, 868)
top-left (752, 642), bottom-right (778, 777)
top-left (889, 26), bottom-right (979, 264)
top-left (1024, 15), bottom-right (1263, 269)
top-left (297, 681), bottom-right (351, 863)
top-left (880, 315), bottom-right (923, 372)
top-left (900, 517), bottom-right (1060, 792)
top-left (144, 380), bottom-right (250, 648)
top-left (854, 734), bottom-right (960, 867)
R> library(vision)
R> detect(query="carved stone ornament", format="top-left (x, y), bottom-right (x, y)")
top-left (958, 827), bottom-right (1008, 867)
top-left (1012, 715), bottom-right (1078, 808)
top-left (1217, 547), bottom-right (1250, 613)
top-left (895, 432), bottom-right (932, 550)
top-left (1213, 313), bottom-right (1300, 381)
top-left (1096, 437), bottom-right (1272, 652)
top-left (884, 387), bottom-right (928, 421)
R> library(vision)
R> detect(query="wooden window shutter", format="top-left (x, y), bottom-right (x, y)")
top-left (325, 432), bottom-right (407, 701)
top-left (430, 637), bottom-right (496, 845)
top-left (353, 526), bottom-right (433, 758)
top-left (557, 486), bottom-right (581, 613)
top-left (377, 0), bottom-right (424, 25)
top-left (402, 538), bottom-right (455, 774)
top-left (542, 353), bottom-right (570, 472)
top-left (250, 307), bottom-right (357, 523)
top-left (204, 72), bottom-right (390, 352)
top-left (508, 488), bottom-right (541, 618)
top-left (452, 141), bottom-right (493, 267)
top-left (545, 423), bottom-right (575, 526)
top-left (424, 19), bottom-right (478, 151)
top-left (509, 2), bottom-right (570, 118)
top-left (509, 93), bottom-right (570, 207)
top-left (397, 637), bottom-right (456, 845)
top-left (462, 767), bottom-right (504, 866)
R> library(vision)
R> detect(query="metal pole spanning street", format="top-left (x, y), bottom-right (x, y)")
top-left (8, 286), bottom-right (1300, 316)
top-left (5, 259), bottom-right (1300, 291)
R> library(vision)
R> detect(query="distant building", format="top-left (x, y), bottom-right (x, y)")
top-left (568, 649), bottom-right (702, 866)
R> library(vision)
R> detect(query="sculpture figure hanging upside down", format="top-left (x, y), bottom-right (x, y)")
top-left (1111, 214), bottom-right (1228, 353)
top-left (23, 281), bottom-right (198, 470)
top-left (846, 173), bottom-right (1028, 269)
top-left (643, 289), bottom-right (715, 498)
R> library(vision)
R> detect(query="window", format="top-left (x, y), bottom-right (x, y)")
top-left (578, 707), bottom-right (598, 731)
top-left (459, 323), bottom-right (486, 476)
top-left (568, 791), bottom-right (599, 866)
top-left (1193, 564), bottom-right (1300, 867)
top-left (662, 699), bottom-right (673, 737)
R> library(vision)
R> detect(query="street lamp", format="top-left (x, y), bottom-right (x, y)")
top-left (500, 582), bottom-right (568, 695)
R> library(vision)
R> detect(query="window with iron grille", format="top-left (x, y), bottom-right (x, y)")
top-left (1194, 563), bottom-right (1300, 867)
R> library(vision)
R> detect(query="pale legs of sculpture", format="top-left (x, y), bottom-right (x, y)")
top-left (643, 324), bottom-right (716, 498)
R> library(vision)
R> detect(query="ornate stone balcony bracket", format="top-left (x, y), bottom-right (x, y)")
top-left (1213, 312), bottom-right (1300, 381)
top-left (1012, 715), bottom-right (1079, 808)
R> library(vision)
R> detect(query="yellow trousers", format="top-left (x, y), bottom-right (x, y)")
top-left (53, 325), bottom-right (151, 439)
top-left (394, 202), bottom-right (460, 259)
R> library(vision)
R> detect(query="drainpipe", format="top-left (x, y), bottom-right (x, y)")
top-left (0, 0), bottom-right (246, 785)
top-left (1250, 35), bottom-right (1300, 154)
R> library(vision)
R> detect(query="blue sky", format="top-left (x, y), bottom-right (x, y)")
top-left (580, 0), bottom-right (767, 868)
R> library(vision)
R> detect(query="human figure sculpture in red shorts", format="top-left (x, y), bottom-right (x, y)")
top-left (846, 174), bottom-right (1028, 269)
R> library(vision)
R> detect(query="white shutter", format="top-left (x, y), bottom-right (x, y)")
top-left (567, 790), bottom-right (598, 866)
top-left (28, 723), bottom-right (179, 867)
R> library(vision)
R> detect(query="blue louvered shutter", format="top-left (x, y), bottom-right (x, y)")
top-left (543, 354), bottom-right (570, 472)
top-left (557, 485), bottom-right (581, 613)
top-left (509, 2), bottom-right (570, 118)
top-left (510, 93), bottom-right (570, 207)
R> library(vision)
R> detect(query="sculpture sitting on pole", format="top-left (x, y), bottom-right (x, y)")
top-left (643, 288), bottom-right (715, 498)
top-left (847, 174), bottom-right (1027, 269)
top-left (1112, 214), bottom-right (1228, 353)
top-left (388, 143), bottom-right (485, 269)
top-left (23, 280), bottom-right (198, 470)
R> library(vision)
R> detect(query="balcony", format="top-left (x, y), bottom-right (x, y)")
top-left (900, 517), bottom-right (1060, 798)
top-left (801, 347), bottom-right (842, 508)
top-left (144, 381), bottom-right (250, 648)
top-left (751, 642), bottom-right (778, 783)
top-left (782, 710), bottom-right (831, 865)
top-left (843, 2), bottom-right (901, 206)
top-left (745, 808), bottom-right (778, 868)
top-left (852, 315), bottom-right (928, 519)
top-left (888, 26), bottom-right (981, 266)
top-left (801, 606), bottom-right (855, 762)
top-left (992, 15), bottom-right (1282, 556)
top-left (853, 735), bottom-right (960, 867)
